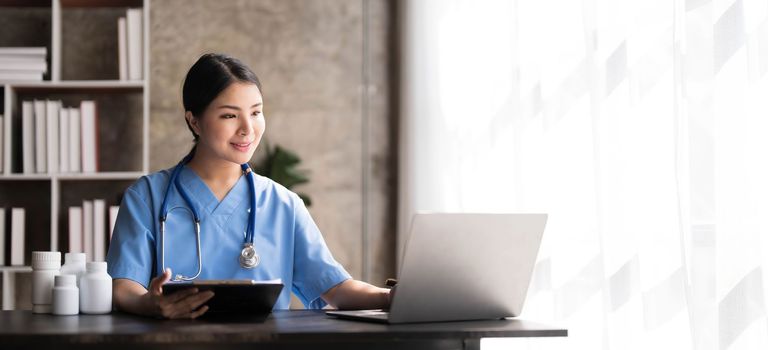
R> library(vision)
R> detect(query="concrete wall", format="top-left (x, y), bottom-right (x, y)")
top-left (149, 0), bottom-right (397, 305)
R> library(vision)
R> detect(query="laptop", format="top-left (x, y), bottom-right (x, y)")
top-left (326, 213), bottom-right (547, 324)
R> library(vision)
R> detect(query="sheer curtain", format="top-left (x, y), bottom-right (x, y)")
top-left (398, 0), bottom-right (768, 349)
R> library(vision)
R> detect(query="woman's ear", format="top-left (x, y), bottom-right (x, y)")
top-left (185, 111), bottom-right (201, 136)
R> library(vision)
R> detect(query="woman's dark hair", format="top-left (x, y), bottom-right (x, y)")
top-left (182, 53), bottom-right (262, 145)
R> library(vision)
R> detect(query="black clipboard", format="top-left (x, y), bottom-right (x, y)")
top-left (162, 279), bottom-right (284, 315)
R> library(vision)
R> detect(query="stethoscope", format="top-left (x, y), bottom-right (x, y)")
top-left (158, 154), bottom-right (260, 281)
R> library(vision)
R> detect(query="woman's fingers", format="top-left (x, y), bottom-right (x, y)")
top-left (167, 291), bottom-right (215, 319)
top-left (189, 305), bottom-right (209, 319)
top-left (170, 304), bottom-right (210, 320)
top-left (148, 270), bottom-right (214, 319)
top-left (149, 268), bottom-right (172, 296)
top-left (163, 287), bottom-right (199, 304)
top-left (180, 291), bottom-right (215, 312)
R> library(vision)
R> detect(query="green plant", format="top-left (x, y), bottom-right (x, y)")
top-left (250, 142), bottom-right (312, 206)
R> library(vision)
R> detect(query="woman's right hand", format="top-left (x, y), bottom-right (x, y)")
top-left (145, 268), bottom-right (214, 319)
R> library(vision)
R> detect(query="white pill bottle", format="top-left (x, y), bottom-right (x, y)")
top-left (79, 261), bottom-right (112, 314)
top-left (52, 274), bottom-right (79, 315)
top-left (31, 251), bottom-right (61, 314)
top-left (60, 252), bottom-right (87, 287)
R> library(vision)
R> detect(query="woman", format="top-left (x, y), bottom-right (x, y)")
top-left (106, 53), bottom-right (390, 319)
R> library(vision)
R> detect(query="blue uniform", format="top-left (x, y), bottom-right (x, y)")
top-left (106, 165), bottom-right (351, 309)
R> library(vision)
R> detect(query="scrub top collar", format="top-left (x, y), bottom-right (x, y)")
top-left (177, 165), bottom-right (251, 219)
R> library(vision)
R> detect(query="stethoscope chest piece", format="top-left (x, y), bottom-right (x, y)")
top-left (239, 242), bottom-right (260, 268)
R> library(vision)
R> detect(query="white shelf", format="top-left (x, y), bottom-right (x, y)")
top-left (1, 0), bottom-right (150, 310)
top-left (0, 171), bottom-right (145, 181)
top-left (3, 80), bottom-right (145, 90)
top-left (0, 266), bottom-right (32, 273)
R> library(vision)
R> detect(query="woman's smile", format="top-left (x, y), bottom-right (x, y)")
top-left (231, 141), bottom-right (252, 152)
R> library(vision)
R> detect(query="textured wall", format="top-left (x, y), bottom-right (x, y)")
top-left (149, 0), bottom-right (396, 306)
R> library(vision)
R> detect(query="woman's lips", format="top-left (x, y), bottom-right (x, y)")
top-left (231, 142), bottom-right (252, 152)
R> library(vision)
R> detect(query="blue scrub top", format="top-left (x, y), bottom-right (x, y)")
top-left (106, 165), bottom-right (351, 309)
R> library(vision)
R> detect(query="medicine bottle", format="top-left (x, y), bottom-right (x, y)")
top-left (60, 252), bottom-right (87, 287)
top-left (79, 261), bottom-right (112, 314)
top-left (31, 251), bottom-right (61, 314)
top-left (52, 274), bottom-right (79, 315)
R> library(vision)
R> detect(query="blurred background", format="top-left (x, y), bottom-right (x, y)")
top-left (3, 0), bottom-right (768, 349)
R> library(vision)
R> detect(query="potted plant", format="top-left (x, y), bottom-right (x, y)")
top-left (250, 141), bottom-right (312, 206)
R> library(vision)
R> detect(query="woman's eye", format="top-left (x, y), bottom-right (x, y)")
top-left (251, 111), bottom-right (262, 117)
top-left (222, 114), bottom-right (236, 119)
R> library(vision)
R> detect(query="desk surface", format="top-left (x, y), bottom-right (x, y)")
top-left (0, 310), bottom-right (566, 350)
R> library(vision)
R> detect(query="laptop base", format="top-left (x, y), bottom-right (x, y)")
top-left (326, 309), bottom-right (390, 324)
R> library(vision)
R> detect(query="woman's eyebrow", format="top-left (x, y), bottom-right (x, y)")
top-left (217, 102), bottom-right (263, 110)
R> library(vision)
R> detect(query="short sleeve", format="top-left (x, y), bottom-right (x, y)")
top-left (106, 183), bottom-right (156, 289)
top-left (290, 195), bottom-right (351, 309)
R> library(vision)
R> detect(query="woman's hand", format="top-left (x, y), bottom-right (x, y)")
top-left (144, 268), bottom-right (214, 319)
top-left (321, 279), bottom-right (391, 310)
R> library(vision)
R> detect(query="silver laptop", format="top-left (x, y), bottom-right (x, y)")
top-left (326, 213), bottom-right (547, 324)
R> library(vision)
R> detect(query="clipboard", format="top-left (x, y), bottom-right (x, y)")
top-left (162, 279), bottom-right (284, 314)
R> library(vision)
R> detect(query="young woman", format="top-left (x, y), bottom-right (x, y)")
top-left (106, 53), bottom-right (390, 319)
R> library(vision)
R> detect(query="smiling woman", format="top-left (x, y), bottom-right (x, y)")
top-left (105, 53), bottom-right (391, 319)
top-left (181, 54), bottom-right (265, 173)
top-left (184, 80), bottom-right (265, 201)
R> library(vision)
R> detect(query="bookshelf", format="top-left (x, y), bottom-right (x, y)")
top-left (0, 0), bottom-right (150, 310)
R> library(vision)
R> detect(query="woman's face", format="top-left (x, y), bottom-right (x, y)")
top-left (187, 82), bottom-right (265, 165)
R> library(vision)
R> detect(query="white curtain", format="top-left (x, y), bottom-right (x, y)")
top-left (398, 0), bottom-right (768, 349)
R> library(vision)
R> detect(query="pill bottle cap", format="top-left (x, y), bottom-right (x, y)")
top-left (54, 274), bottom-right (77, 287)
top-left (31, 251), bottom-right (61, 270)
top-left (86, 261), bottom-right (108, 273)
top-left (64, 252), bottom-right (86, 263)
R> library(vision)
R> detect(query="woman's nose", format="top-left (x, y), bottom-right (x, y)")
top-left (239, 114), bottom-right (252, 135)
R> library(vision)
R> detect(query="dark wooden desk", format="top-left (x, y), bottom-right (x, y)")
top-left (0, 310), bottom-right (566, 350)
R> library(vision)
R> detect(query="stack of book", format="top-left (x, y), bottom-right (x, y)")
top-left (118, 8), bottom-right (143, 81)
top-left (68, 201), bottom-right (119, 262)
top-left (21, 99), bottom-right (98, 174)
top-left (0, 47), bottom-right (47, 82)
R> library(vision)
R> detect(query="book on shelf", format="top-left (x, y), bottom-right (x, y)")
top-left (126, 9), bottom-right (143, 81)
top-left (109, 206), bottom-right (119, 241)
top-left (69, 108), bottom-right (81, 173)
top-left (10, 208), bottom-right (24, 266)
top-left (118, 17), bottom-right (128, 81)
top-left (80, 100), bottom-right (98, 173)
top-left (0, 47), bottom-right (46, 56)
top-left (0, 47), bottom-right (47, 82)
top-left (59, 108), bottom-right (70, 173)
top-left (72, 199), bottom-right (109, 262)
top-left (83, 200), bottom-right (93, 261)
top-left (15, 100), bottom-right (96, 175)
top-left (0, 71), bottom-right (43, 81)
top-left (93, 199), bottom-right (106, 261)
top-left (0, 208), bottom-right (5, 265)
top-left (34, 100), bottom-right (46, 174)
top-left (46, 100), bottom-right (61, 174)
top-left (22, 102), bottom-right (35, 174)
top-left (0, 60), bottom-right (46, 72)
top-left (68, 207), bottom-right (83, 254)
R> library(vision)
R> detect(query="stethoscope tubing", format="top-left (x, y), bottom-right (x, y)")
top-left (158, 155), bottom-right (258, 281)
